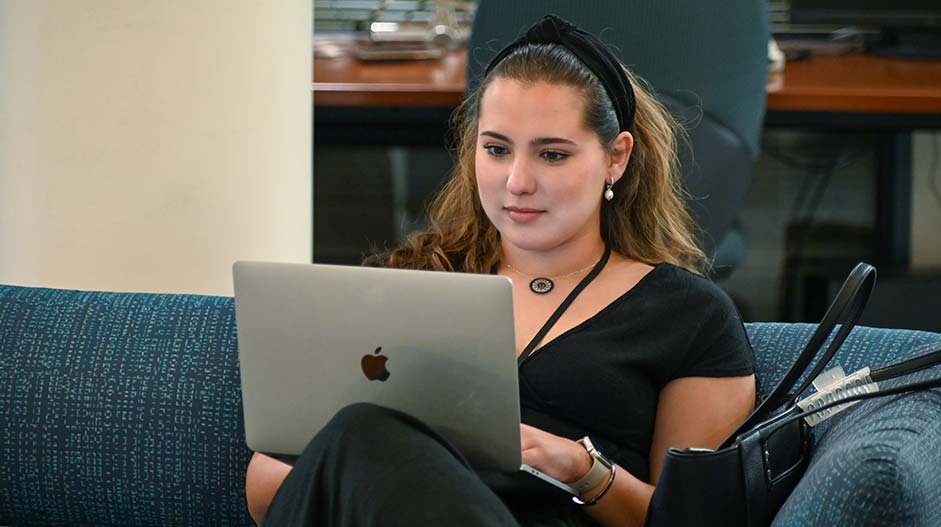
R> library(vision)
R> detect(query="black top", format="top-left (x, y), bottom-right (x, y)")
top-left (363, 256), bottom-right (754, 525)
top-left (518, 263), bottom-right (754, 484)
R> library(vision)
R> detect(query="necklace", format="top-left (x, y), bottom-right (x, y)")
top-left (503, 260), bottom-right (599, 295)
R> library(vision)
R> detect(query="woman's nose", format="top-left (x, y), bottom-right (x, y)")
top-left (506, 156), bottom-right (536, 195)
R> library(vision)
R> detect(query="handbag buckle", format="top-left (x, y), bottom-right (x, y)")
top-left (797, 366), bottom-right (879, 427)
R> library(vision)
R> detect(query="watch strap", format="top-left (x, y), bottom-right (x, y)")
top-left (571, 437), bottom-right (613, 495)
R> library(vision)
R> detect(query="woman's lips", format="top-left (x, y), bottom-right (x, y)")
top-left (505, 207), bottom-right (544, 223)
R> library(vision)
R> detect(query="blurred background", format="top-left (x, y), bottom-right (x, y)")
top-left (1, 1), bottom-right (938, 329)
top-left (311, 0), bottom-right (941, 331)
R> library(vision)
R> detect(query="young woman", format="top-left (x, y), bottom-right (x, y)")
top-left (246, 15), bottom-right (755, 527)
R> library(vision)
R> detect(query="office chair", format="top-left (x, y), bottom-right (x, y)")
top-left (466, 1), bottom-right (769, 278)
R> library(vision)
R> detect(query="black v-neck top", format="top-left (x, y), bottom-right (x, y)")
top-left (517, 263), bottom-right (754, 484)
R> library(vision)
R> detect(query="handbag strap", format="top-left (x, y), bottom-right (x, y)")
top-left (786, 263), bottom-right (877, 404)
top-left (750, 373), bottom-right (941, 440)
top-left (721, 262), bottom-right (877, 448)
top-left (871, 340), bottom-right (941, 383)
top-left (517, 246), bottom-right (611, 368)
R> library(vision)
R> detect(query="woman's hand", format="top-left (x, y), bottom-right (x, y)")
top-left (520, 423), bottom-right (593, 483)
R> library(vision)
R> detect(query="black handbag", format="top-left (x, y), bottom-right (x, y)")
top-left (645, 262), bottom-right (941, 527)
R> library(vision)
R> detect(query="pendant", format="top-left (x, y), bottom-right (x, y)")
top-left (529, 277), bottom-right (554, 295)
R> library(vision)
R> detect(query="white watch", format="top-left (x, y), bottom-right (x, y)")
top-left (571, 436), bottom-right (614, 495)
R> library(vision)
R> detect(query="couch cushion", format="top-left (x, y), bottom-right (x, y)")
top-left (0, 285), bottom-right (254, 527)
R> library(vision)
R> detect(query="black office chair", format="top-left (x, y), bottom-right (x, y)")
top-left (466, 1), bottom-right (769, 278)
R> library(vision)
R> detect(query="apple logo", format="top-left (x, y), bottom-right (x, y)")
top-left (361, 346), bottom-right (390, 381)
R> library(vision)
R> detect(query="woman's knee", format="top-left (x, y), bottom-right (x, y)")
top-left (298, 402), bottom-right (419, 464)
top-left (304, 403), bottom-right (449, 467)
top-left (327, 402), bottom-right (405, 435)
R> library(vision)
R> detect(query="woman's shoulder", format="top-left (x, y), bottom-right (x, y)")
top-left (635, 262), bottom-right (738, 312)
top-left (642, 264), bottom-right (754, 378)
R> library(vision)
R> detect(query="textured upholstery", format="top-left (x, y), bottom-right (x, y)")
top-left (1, 284), bottom-right (939, 526)
top-left (0, 285), bottom-right (254, 527)
top-left (746, 323), bottom-right (941, 407)
top-left (775, 380), bottom-right (941, 526)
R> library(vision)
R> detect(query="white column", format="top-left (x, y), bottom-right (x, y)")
top-left (912, 131), bottom-right (941, 269)
top-left (0, 0), bottom-right (312, 296)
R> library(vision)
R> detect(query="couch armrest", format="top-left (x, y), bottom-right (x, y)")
top-left (772, 369), bottom-right (941, 526)
top-left (0, 285), bottom-right (254, 527)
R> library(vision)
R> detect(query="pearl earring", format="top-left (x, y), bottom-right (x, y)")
top-left (604, 179), bottom-right (614, 201)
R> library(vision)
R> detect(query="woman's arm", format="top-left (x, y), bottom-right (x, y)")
top-left (245, 451), bottom-right (293, 525)
top-left (648, 374), bottom-right (755, 484)
top-left (521, 374), bottom-right (755, 527)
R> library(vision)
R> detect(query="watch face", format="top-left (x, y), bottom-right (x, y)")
top-left (580, 436), bottom-right (596, 452)
top-left (584, 437), bottom-right (613, 467)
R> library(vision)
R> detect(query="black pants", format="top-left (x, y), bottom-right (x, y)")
top-left (262, 403), bottom-right (596, 527)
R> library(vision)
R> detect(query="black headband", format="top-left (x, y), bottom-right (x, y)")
top-left (484, 14), bottom-right (636, 132)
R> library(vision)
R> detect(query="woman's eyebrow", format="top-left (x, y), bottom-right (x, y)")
top-left (531, 137), bottom-right (577, 146)
top-left (479, 131), bottom-right (577, 147)
top-left (480, 131), bottom-right (513, 144)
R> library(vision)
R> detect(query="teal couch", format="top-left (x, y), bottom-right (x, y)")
top-left (1, 284), bottom-right (939, 526)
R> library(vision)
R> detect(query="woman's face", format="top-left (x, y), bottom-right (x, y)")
top-left (475, 78), bottom-right (621, 254)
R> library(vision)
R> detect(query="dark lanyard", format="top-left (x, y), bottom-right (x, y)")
top-left (517, 246), bottom-right (612, 369)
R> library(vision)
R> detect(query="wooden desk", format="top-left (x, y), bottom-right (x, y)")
top-left (314, 50), bottom-right (466, 108)
top-left (766, 54), bottom-right (941, 114)
top-left (314, 48), bottom-right (941, 116)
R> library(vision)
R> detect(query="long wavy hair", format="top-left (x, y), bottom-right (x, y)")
top-left (372, 43), bottom-right (707, 275)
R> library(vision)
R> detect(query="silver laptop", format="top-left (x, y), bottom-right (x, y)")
top-left (233, 261), bottom-right (577, 495)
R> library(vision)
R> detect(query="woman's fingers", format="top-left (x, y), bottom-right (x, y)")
top-left (519, 424), bottom-right (592, 483)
